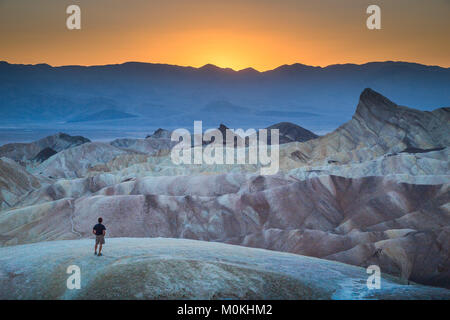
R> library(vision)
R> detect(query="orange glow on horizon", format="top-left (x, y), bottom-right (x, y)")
top-left (0, 0), bottom-right (449, 70)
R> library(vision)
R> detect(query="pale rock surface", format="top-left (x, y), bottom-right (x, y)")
top-left (0, 157), bottom-right (41, 210)
top-left (0, 133), bottom-right (90, 161)
top-left (110, 137), bottom-right (175, 155)
top-left (31, 142), bottom-right (129, 179)
top-left (0, 238), bottom-right (448, 300)
top-left (288, 147), bottom-right (449, 185)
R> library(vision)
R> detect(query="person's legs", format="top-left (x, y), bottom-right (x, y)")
top-left (94, 243), bottom-right (98, 254)
top-left (96, 235), bottom-right (105, 256)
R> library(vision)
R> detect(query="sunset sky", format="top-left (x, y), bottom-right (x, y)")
top-left (0, 0), bottom-right (449, 71)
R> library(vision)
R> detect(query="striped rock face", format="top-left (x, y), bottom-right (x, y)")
top-left (0, 133), bottom-right (90, 162)
top-left (1, 173), bottom-right (449, 288)
top-left (0, 157), bottom-right (41, 210)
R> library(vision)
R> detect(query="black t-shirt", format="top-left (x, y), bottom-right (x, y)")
top-left (93, 223), bottom-right (106, 236)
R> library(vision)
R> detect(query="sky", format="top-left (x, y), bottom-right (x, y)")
top-left (0, 0), bottom-right (449, 71)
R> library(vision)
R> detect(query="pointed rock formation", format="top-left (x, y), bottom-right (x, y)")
top-left (354, 88), bottom-right (449, 150)
top-left (280, 88), bottom-right (450, 168)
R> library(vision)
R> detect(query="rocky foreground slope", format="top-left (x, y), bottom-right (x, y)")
top-left (0, 88), bottom-right (448, 293)
top-left (1, 238), bottom-right (449, 300)
top-left (1, 174), bottom-right (448, 288)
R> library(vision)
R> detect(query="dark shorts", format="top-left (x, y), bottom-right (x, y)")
top-left (95, 235), bottom-right (105, 245)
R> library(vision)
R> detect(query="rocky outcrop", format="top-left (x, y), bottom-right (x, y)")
top-left (278, 88), bottom-right (450, 168)
top-left (201, 124), bottom-right (236, 146)
top-left (0, 157), bottom-right (41, 210)
top-left (267, 122), bottom-right (318, 143)
top-left (203, 122), bottom-right (318, 146)
top-left (0, 133), bottom-right (90, 162)
top-left (110, 137), bottom-right (175, 155)
top-left (146, 128), bottom-right (172, 139)
top-left (1, 238), bottom-right (448, 300)
top-left (288, 147), bottom-right (449, 185)
top-left (31, 142), bottom-right (128, 179)
top-left (31, 147), bottom-right (57, 163)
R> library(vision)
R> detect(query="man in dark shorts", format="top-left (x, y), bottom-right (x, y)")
top-left (93, 217), bottom-right (106, 256)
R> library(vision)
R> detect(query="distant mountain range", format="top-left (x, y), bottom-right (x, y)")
top-left (67, 109), bottom-right (138, 123)
top-left (0, 60), bottom-right (449, 133)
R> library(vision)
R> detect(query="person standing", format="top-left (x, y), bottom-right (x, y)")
top-left (93, 217), bottom-right (106, 256)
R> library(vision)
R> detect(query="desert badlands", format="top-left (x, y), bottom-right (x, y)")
top-left (0, 89), bottom-right (449, 299)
